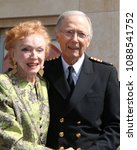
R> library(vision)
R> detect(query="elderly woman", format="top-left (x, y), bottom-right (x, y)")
top-left (0, 20), bottom-right (51, 150)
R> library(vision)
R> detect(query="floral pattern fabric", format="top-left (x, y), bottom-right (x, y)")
top-left (0, 72), bottom-right (50, 150)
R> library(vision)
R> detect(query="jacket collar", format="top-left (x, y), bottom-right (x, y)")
top-left (64, 54), bottom-right (96, 114)
top-left (48, 55), bottom-right (96, 113)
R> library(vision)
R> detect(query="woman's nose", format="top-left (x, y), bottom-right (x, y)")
top-left (30, 50), bottom-right (37, 59)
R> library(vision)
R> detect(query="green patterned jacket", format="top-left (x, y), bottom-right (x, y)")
top-left (0, 72), bottom-right (51, 150)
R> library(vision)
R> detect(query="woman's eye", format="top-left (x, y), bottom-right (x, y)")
top-left (21, 47), bottom-right (31, 52)
top-left (21, 47), bottom-right (44, 53)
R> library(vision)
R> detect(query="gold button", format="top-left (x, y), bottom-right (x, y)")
top-left (77, 121), bottom-right (81, 124)
top-left (60, 118), bottom-right (64, 123)
top-left (76, 133), bottom-right (81, 138)
top-left (59, 132), bottom-right (64, 137)
top-left (76, 148), bottom-right (81, 150)
top-left (59, 146), bottom-right (64, 150)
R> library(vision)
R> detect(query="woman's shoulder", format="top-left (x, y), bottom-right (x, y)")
top-left (0, 73), bottom-right (13, 91)
top-left (0, 73), bottom-right (14, 103)
top-left (0, 73), bottom-right (9, 83)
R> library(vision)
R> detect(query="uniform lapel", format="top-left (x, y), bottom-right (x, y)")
top-left (49, 57), bottom-right (70, 99)
top-left (54, 73), bottom-right (70, 99)
top-left (64, 55), bottom-right (96, 115)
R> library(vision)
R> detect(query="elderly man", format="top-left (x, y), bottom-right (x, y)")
top-left (44, 10), bottom-right (120, 150)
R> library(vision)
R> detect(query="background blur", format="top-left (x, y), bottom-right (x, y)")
top-left (0, 0), bottom-right (119, 74)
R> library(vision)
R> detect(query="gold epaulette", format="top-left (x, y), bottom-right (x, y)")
top-left (46, 55), bottom-right (60, 61)
top-left (89, 56), bottom-right (113, 65)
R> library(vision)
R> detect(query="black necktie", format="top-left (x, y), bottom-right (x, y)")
top-left (67, 66), bottom-right (75, 92)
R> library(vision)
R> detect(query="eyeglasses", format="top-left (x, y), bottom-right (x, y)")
top-left (60, 30), bottom-right (89, 39)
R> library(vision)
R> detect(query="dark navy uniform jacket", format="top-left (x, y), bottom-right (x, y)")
top-left (44, 54), bottom-right (120, 150)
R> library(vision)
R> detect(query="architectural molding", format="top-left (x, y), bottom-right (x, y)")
top-left (0, 15), bottom-right (58, 28)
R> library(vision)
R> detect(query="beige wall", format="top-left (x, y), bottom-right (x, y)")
top-left (0, 0), bottom-right (79, 18)
top-left (0, 0), bottom-right (119, 73)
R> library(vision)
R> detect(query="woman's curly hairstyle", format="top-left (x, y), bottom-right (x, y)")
top-left (4, 20), bottom-right (51, 66)
top-left (5, 20), bottom-right (51, 52)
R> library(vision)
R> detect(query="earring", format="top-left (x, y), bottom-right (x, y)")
top-left (11, 58), bottom-right (17, 75)
top-left (39, 66), bottom-right (44, 77)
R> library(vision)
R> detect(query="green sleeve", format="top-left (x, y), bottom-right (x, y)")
top-left (0, 74), bottom-right (51, 150)
top-left (0, 91), bottom-right (51, 150)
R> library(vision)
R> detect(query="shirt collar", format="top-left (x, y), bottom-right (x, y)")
top-left (61, 54), bottom-right (85, 76)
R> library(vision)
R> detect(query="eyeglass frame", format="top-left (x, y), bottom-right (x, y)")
top-left (60, 29), bottom-right (90, 39)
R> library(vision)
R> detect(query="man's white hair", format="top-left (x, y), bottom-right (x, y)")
top-left (55, 10), bottom-right (93, 39)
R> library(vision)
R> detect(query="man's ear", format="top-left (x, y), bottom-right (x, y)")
top-left (86, 37), bottom-right (91, 48)
top-left (55, 31), bottom-right (60, 43)
top-left (46, 44), bottom-right (61, 60)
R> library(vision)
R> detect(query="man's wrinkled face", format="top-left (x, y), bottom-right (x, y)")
top-left (56, 15), bottom-right (91, 64)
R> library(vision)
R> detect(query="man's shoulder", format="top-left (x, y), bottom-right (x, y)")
top-left (45, 55), bottom-right (60, 62)
top-left (45, 56), bottom-right (60, 66)
top-left (89, 56), bottom-right (113, 66)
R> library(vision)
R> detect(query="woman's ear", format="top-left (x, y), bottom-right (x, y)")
top-left (10, 48), bottom-right (14, 57)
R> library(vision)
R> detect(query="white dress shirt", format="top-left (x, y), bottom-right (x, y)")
top-left (61, 54), bottom-right (85, 85)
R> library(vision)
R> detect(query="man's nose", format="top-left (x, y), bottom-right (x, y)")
top-left (71, 32), bottom-right (79, 41)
